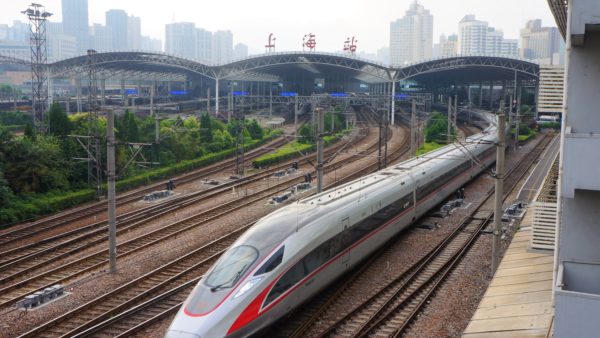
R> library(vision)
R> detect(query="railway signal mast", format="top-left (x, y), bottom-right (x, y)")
top-left (22, 3), bottom-right (52, 134)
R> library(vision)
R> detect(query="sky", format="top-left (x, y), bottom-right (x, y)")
top-left (1, 0), bottom-right (556, 54)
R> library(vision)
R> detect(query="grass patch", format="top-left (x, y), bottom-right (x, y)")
top-left (416, 141), bottom-right (445, 156)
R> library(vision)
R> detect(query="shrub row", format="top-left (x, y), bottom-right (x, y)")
top-left (0, 189), bottom-right (96, 227)
top-left (0, 131), bottom-right (280, 228)
top-left (416, 141), bottom-right (445, 156)
top-left (251, 132), bottom-right (345, 168)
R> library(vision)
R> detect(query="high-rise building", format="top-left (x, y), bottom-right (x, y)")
top-left (433, 34), bottom-right (458, 58)
top-left (62, 0), bottom-right (89, 54)
top-left (520, 19), bottom-right (563, 64)
top-left (233, 43), bottom-right (248, 60)
top-left (90, 23), bottom-right (111, 52)
top-left (458, 15), bottom-right (488, 55)
top-left (501, 39), bottom-right (519, 58)
top-left (458, 15), bottom-right (519, 57)
top-left (196, 28), bottom-right (212, 62)
top-left (377, 47), bottom-right (390, 65)
top-left (127, 15), bottom-right (141, 51)
top-left (105, 9), bottom-right (128, 50)
top-left (46, 22), bottom-right (77, 62)
top-left (141, 36), bottom-right (162, 52)
top-left (165, 22), bottom-right (197, 59)
top-left (389, 1), bottom-right (433, 66)
top-left (212, 30), bottom-right (233, 64)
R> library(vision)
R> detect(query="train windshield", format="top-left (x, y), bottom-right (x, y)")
top-left (205, 245), bottom-right (258, 291)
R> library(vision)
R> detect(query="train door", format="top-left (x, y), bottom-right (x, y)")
top-left (341, 217), bottom-right (350, 267)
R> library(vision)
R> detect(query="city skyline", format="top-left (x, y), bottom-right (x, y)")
top-left (0, 0), bottom-right (555, 55)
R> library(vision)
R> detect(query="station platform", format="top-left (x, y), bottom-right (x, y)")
top-left (463, 210), bottom-right (554, 337)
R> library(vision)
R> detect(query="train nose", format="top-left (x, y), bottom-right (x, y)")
top-left (164, 329), bottom-right (201, 338)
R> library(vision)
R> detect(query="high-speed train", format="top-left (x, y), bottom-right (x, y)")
top-left (166, 112), bottom-right (499, 338)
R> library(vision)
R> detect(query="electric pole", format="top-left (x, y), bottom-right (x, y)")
top-left (107, 109), bottom-right (117, 273)
top-left (316, 108), bottom-right (324, 193)
top-left (492, 104), bottom-right (506, 275)
top-left (411, 99), bottom-right (417, 157)
top-left (447, 96), bottom-right (452, 144)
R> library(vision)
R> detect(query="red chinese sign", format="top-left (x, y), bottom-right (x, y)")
top-left (265, 33), bottom-right (276, 52)
top-left (344, 36), bottom-right (358, 54)
top-left (303, 33), bottom-right (316, 51)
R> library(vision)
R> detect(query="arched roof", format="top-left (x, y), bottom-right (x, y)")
top-left (0, 51), bottom-right (539, 84)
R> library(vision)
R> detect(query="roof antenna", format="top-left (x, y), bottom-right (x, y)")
top-left (171, 12), bottom-right (176, 22)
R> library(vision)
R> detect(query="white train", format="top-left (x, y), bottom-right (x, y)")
top-left (166, 112), bottom-right (499, 338)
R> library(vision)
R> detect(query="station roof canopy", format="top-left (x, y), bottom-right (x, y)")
top-left (1, 51), bottom-right (539, 84)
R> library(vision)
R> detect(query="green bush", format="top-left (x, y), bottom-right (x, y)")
top-left (416, 142), bottom-right (445, 156)
top-left (252, 130), bottom-right (346, 168)
top-left (538, 122), bottom-right (561, 130)
top-left (0, 130), bottom-right (281, 227)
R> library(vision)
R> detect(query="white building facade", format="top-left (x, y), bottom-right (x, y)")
top-left (389, 1), bottom-right (433, 66)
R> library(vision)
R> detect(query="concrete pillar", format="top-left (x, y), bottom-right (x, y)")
top-left (47, 68), bottom-right (53, 109)
top-left (106, 109), bottom-right (117, 273)
top-left (269, 83), bottom-right (273, 118)
top-left (316, 108), bottom-right (324, 193)
top-left (76, 78), bottom-right (82, 113)
top-left (121, 79), bottom-right (126, 106)
top-left (150, 80), bottom-right (155, 116)
top-left (215, 78), bottom-right (220, 116)
top-left (100, 79), bottom-right (106, 107)
top-left (391, 80), bottom-right (396, 125)
top-left (447, 96), bottom-right (452, 144)
top-left (206, 87), bottom-right (211, 115)
top-left (489, 83), bottom-right (494, 109)
top-left (479, 83), bottom-right (484, 107)
top-left (492, 110), bottom-right (506, 274)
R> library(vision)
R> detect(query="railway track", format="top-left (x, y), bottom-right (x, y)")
top-left (0, 119), bottom-right (384, 311)
top-left (0, 119), bottom-right (372, 285)
top-left (0, 136), bottom-right (289, 247)
top-left (0, 127), bottom-right (366, 286)
top-left (18, 117), bottom-right (408, 338)
top-left (303, 133), bottom-right (554, 338)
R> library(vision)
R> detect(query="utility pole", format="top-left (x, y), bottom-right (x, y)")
top-left (316, 108), bottom-right (324, 193)
top-left (492, 104), bottom-right (506, 275)
top-left (447, 96), bottom-right (452, 144)
top-left (269, 83), bottom-right (273, 119)
top-left (515, 87), bottom-right (521, 151)
top-left (378, 111), bottom-right (383, 170)
top-left (107, 109), bottom-right (117, 274)
top-left (454, 93), bottom-right (458, 130)
top-left (294, 94), bottom-right (299, 135)
top-left (411, 99), bottom-right (417, 156)
top-left (383, 109), bottom-right (388, 167)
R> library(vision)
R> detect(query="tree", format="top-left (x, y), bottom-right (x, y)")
top-left (199, 113), bottom-right (213, 143)
top-left (246, 119), bottom-right (263, 140)
top-left (24, 122), bottom-right (35, 140)
top-left (48, 102), bottom-right (72, 138)
top-left (298, 123), bottom-right (315, 144)
top-left (4, 136), bottom-right (70, 193)
top-left (0, 169), bottom-right (12, 206)
top-left (425, 112), bottom-right (454, 143)
top-left (118, 110), bottom-right (140, 142)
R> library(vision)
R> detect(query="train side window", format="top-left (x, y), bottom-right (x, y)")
top-left (265, 259), bottom-right (306, 306)
top-left (254, 246), bottom-right (285, 276)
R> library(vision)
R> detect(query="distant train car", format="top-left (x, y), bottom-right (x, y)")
top-left (538, 115), bottom-right (560, 122)
top-left (166, 112), bottom-right (499, 338)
